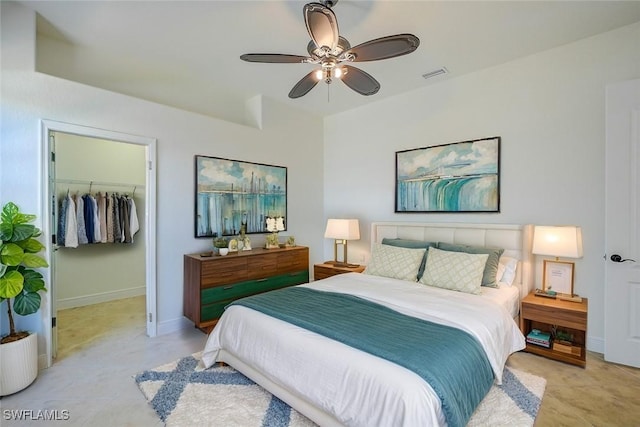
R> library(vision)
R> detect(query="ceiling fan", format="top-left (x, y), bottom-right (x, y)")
top-left (240, 1), bottom-right (420, 99)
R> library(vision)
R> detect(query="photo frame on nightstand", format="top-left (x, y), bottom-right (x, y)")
top-left (542, 260), bottom-right (575, 295)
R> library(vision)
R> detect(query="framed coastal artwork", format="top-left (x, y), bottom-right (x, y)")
top-left (194, 155), bottom-right (287, 237)
top-left (395, 137), bottom-right (500, 213)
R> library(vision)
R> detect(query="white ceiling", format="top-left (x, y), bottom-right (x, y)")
top-left (21, 1), bottom-right (640, 122)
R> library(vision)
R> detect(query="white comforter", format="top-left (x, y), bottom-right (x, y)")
top-left (202, 273), bottom-right (525, 427)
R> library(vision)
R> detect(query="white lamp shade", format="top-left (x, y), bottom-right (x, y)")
top-left (532, 225), bottom-right (583, 258)
top-left (324, 219), bottom-right (360, 240)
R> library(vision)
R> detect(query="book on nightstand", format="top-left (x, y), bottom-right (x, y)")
top-left (526, 330), bottom-right (552, 348)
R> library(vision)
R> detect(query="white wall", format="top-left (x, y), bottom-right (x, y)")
top-left (54, 133), bottom-right (147, 308)
top-left (0, 2), bottom-right (325, 356)
top-left (324, 22), bottom-right (640, 352)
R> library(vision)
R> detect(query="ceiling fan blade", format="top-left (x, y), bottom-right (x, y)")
top-left (240, 54), bottom-right (309, 64)
top-left (341, 65), bottom-right (380, 96)
top-left (289, 71), bottom-right (319, 98)
top-left (347, 34), bottom-right (420, 62)
top-left (304, 2), bottom-right (339, 52)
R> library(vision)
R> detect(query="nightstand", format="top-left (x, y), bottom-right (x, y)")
top-left (520, 291), bottom-right (588, 367)
top-left (314, 262), bottom-right (365, 280)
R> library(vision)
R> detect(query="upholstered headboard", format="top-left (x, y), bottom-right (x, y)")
top-left (370, 222), bottom-right (534, 299)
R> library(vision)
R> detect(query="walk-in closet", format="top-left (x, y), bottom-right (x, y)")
top-left (51, 131), bottom-right (147, 360)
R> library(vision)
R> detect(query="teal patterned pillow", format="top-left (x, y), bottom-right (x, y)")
top-left (420, 247), bottom-right (488, 294)
top-left (364, 243), bottom-right (426, 282)
top-left (381, 238), bottom-right (435, 280)
top-left (437, 242), bottom-right (504, 288)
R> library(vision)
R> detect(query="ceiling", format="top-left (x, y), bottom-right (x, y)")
top-left (21, 1), bottom-right (640, 122)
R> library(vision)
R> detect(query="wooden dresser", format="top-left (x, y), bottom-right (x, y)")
top-left (184, 246), bottom-right (309, 332)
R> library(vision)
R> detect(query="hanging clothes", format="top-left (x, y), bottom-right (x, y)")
top-left (56, 189), bottom-right (140, 247)
top-left (64, 193), bottom-right (79, 248)
top-left (97, 192), bottom-right (107, 243)
top-left (106, 193), bottom-right (115, 243)
top-left (56, 195), bottom-right (68, 247)
top-left (75, 194), bottom-right (89, 245)
top-left (129, 197), bottom-right (139, 242)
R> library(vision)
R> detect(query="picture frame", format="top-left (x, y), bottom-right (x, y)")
top-left (194, 155), bottom-right (287, 238)
top-left (395, 136), bottom-right (500, 212)
top-left (542, 260), bottom-right (575, 295)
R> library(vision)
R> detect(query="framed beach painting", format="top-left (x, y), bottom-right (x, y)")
top-left (395, 137), bottom-right (500, 213)
top-left (195, 155), bottom-right (287, 237)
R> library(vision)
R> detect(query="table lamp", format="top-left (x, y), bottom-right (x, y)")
top-left (324, 219), bottom-right (360, 267)
top-left (532, 225), bottom-right (583, 295)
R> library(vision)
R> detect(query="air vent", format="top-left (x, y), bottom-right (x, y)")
top-left (422, 67), bottom-right (448, 80)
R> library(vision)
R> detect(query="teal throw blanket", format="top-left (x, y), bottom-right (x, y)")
top-left (229, 287), bottom-right (494, 427)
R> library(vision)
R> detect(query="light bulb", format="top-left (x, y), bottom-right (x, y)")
top-left (333, 67), bottom-right (343, 78)
top-left (315, 69), bottom-right (323, 80)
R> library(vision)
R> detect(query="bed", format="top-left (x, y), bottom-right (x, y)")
top-left (202, 222), bottom-right (534, 427)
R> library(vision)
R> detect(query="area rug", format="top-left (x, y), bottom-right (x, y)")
top-left (135, 352), bottom-right (546, 427)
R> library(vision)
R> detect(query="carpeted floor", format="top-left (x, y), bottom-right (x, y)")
top-left (135, 352), bottom-right (546, 427)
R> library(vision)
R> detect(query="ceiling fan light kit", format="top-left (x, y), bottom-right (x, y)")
top-left (240, 1), bottom-right (420, 99)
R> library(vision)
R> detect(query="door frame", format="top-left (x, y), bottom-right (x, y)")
top-left (41, 119), bottom-right (158, 368)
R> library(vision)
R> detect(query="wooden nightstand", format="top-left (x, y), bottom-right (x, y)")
top-left (314, 262), bottom-right (365, 280)
top-left (520, 292), bottom-right (588, 367)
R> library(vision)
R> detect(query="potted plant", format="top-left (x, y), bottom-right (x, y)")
top-left (213, 236), bottom-right (229, 256)
top-left (0, 202), bottom-right (48, 396)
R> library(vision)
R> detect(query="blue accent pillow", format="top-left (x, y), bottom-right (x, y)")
top-left (381, 238), bottom-right (435, 280)
top-left (436, 242), bottom-right (504, 288)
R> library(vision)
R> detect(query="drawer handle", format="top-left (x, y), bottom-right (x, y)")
top-left (223, 286), bottom-right (233, 290)
top-left (255, 278), bottom-right (268, 282)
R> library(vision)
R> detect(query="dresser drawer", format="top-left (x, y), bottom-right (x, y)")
top-left (201, 301), bottom-right (227, 322)
top-left (201, 279), bottom-right (267, 304)
top-left (248, 253), bottom-right (278, 279)
top-left (201, 257), bottom-right (248, 287)
top-left (277, 248), bottom-right (309, 274)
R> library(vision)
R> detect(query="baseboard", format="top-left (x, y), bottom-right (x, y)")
top-left (56, 286), bottom-right (145, 310)
top-left (588, 335), bottom-right (604, 354)
top-left (156, 316), bottom-right (192, 336)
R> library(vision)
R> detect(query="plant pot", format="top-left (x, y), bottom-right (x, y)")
top-left (218, 248), bottom-right (229, 256)
top-left (0, 332), bottom-right (38, 396)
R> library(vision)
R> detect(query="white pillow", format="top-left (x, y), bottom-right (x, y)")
top-left (498, 256), bottom-right (519, 286)
top-left (364, 243), bottom-right (426, 282)
top-left (420, 247), bottom-right (488, 295)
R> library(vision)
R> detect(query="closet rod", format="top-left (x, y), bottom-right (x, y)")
top-left (55, 179), bottom-right (145, 188)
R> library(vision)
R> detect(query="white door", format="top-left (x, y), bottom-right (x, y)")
top-left (604, 79), bottom-right (640, 368)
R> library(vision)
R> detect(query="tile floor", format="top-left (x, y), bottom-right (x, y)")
top-left (1, 296), bottom-right (639, 426)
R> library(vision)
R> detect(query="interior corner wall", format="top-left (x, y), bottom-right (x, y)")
top-left (323, 22), bottom-right (640, 352)
top-left (1, 1), bottom-right (324, 347)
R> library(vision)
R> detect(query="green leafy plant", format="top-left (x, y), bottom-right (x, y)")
top-left (213, 237), bottom-right (229, 248)
top-left (0, 202), bottom-right (48, 344)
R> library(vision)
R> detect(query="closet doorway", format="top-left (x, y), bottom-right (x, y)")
top-left (42, 120), bottom-right (157, 367)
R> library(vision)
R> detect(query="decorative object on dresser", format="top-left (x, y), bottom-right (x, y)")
top-left (314, 262), bottom-right (365, 280)
top-left (183, 246), bottom-right (309, 333)
top-left (520, 291), bottom-right (588, 367)
top-left (265, 216), bottom-right (285, 249)
top-left (532, 225), bottom-right (583, 296)
top-left (395, 136), bottom-right (501, 213)
top-left (212, 236), bottom-right (229, 256)
top-left (324, 218), bottom-right (360, 267)
top-left (194, 155), bottom-right (287, 238)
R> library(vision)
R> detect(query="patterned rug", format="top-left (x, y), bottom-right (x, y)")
top-left (135, 352), bottom-right (546, 427)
